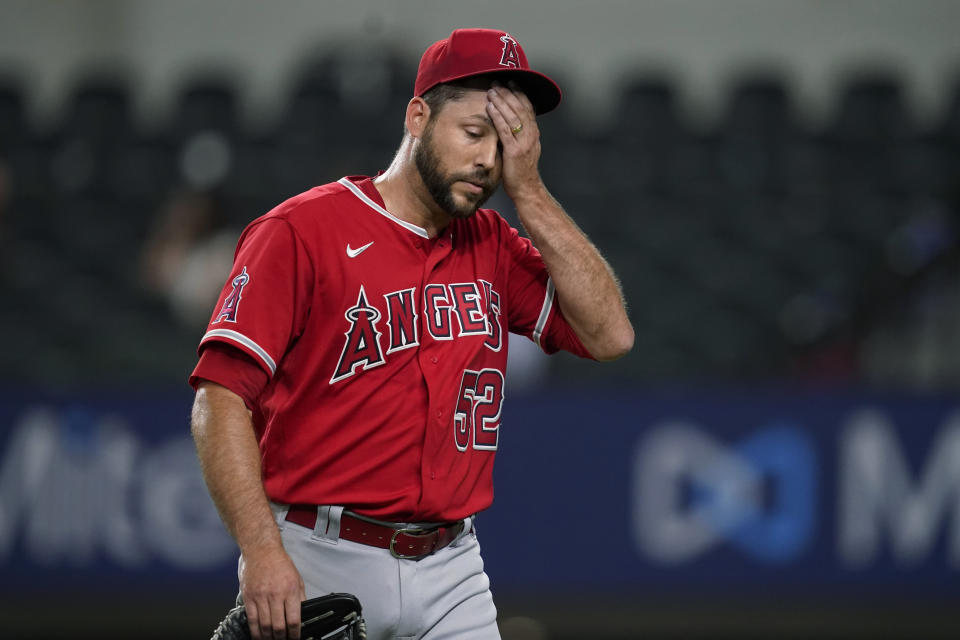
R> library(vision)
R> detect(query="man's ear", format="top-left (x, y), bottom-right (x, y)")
top-left (406, 97), bottom-right (431, 138)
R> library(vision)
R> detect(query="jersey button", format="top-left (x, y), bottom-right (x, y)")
top-left (414, 240), bottom-right (423, 249)
top-left (431, 356), bottom-right (438, 364)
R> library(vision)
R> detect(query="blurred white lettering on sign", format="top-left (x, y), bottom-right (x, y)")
top-left (631, 409), bottom-right (960, 570)
top-left (838, 409), bottom-right (960, 568)
top-left (0, 406), bottom-right (235, 570)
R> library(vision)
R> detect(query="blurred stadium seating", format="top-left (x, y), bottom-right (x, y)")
top-left (3, 50), bottom-right (958, 392)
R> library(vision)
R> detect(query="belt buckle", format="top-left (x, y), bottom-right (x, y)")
top-left (389, 526), bottom-right (433, 560)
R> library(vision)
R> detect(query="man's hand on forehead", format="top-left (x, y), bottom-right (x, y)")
top-left (486, 80), bottom-right (536, 135)
top-left (485, 80), bottom-right (543, 199)
top-left (494, 80), bottom-right (534, 114)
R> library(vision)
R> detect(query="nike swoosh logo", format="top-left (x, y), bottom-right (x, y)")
top-left (346, 241), bottom-right (374, 258)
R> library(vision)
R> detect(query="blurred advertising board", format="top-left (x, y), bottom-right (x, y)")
top-left (1, 385), bottom-right (958, 599)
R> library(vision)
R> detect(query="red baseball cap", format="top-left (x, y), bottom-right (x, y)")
top-left (414, 28), bottom-right (562, 115)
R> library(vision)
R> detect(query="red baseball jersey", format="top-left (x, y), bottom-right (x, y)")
top-left (190, 176), bottom-right (591, 521)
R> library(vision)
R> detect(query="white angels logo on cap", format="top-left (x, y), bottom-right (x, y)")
top-left (498, 34), bottom-right (521, 68)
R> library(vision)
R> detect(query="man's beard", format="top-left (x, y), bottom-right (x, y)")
top-left (414, 123), bottom-right (498, 218)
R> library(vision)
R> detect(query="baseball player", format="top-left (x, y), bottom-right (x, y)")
top-left (190, 28), bottom-right (633, 640)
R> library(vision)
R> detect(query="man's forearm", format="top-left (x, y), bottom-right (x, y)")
top-left (513, 183), bottom-right (634, 361)
top-left (483, 83), bottom-right (633, 360)
top-left (191, 381), bottom-right (283, 554)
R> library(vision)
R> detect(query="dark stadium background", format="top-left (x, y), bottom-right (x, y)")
top-left (1, 1), bottom-right (960, 638)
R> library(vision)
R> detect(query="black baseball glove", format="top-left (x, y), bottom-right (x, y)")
top-left (210, 592), bottom-right (366, 640)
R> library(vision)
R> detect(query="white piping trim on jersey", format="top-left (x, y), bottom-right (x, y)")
top-left (532, 278), bottom-right (555, 351)
top-left (201, 329), bottom-right (277, 376)
top-left (338, 177), bottom-right (430, 239)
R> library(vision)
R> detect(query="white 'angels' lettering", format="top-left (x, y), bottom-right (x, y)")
top-left (331, 281), bottom-right (503, 385)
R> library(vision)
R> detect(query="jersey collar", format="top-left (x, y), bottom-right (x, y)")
top-left (338, 176), bottom-right (430, 239)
